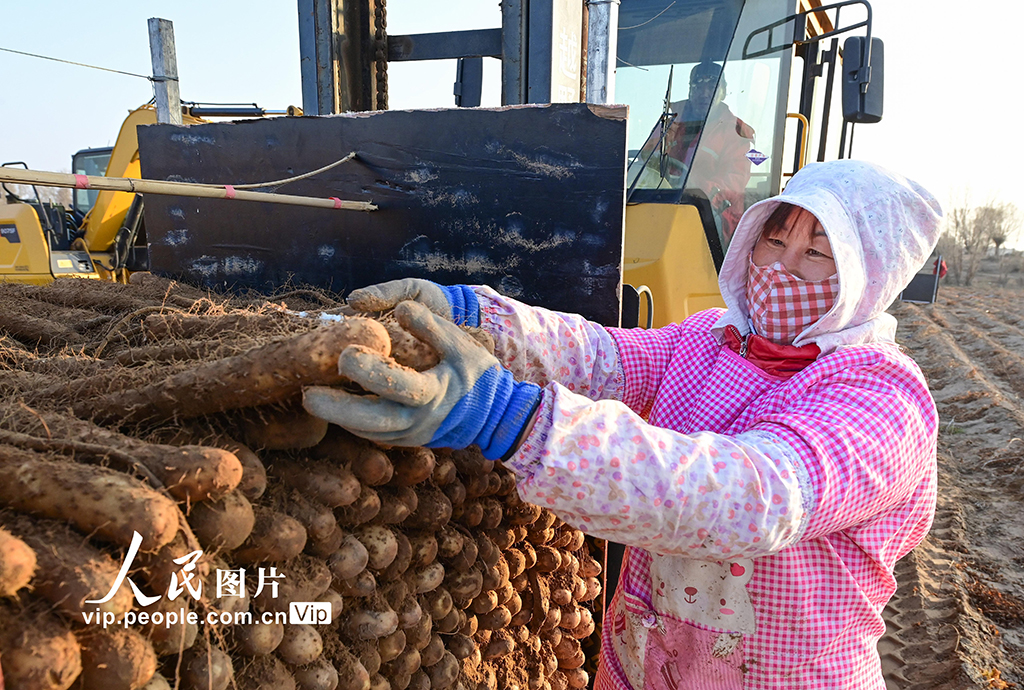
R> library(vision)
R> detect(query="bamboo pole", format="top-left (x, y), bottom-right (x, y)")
top-left (0, 167), bottom-right (377, 212)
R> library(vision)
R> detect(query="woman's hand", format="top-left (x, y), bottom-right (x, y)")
top-left (347, 279), bottom-right (480, 326)
top-left (303, 300), bottom-right (540, 459)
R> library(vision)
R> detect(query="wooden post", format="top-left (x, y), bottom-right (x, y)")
top-left (148, 18), bottom-right (182, 125)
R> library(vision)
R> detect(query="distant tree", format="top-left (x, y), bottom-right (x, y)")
top-left (938, 195), bottom-right (1020, 286)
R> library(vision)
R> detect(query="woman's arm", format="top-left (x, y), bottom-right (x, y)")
top-left (505, 352), bottom-right (937, 560)
top-left (475, 286), bottom-right (623, 401)
top-left (476, 286), bottom-right (704, 414)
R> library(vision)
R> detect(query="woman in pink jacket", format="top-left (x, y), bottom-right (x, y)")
top-left (305, 160), bottom-right (943, 689)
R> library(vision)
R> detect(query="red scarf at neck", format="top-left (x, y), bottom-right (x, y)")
top-left (723, 325), bottom-right (821, 379)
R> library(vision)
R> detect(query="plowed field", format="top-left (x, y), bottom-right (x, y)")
top-left (882, 283), bottom-right (1024, 689)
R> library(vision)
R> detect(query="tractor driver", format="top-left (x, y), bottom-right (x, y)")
top-left (640, 61), bottom-right (755, 245)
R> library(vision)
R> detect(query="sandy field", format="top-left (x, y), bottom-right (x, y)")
top-left (881, 268), bottom-right (1024, 689)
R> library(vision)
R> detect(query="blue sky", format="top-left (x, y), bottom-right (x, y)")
top-left (1, 1), bottom-right (1022, 248)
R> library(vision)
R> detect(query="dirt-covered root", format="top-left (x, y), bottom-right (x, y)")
top-left (75, 627), bottom-right (158, 690)
top-left (0, 598), bottom-right (83, 690)
top-left (0, 524), bottom-right (36, 596)
top-left (0, 512), bottom-right (134, 618)
top-left (0, 405), bottom-right (244, 502)
top-left (73, 317), bottom-right (391, 425)
top-left (0, 446), bottom-right (180, 552)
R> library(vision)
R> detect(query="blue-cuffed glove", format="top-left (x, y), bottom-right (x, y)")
top-left (347, 278), bottom-right (480, 327)
top-left (303, 300), bottom-right (539, 459)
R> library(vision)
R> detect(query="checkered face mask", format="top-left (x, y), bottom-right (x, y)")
top-left (746, 256), bottom-right (838, 344)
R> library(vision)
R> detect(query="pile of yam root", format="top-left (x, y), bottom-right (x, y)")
top-left (0, 277), bottom-right (602, 690)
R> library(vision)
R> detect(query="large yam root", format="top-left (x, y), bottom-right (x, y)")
top-left (75, 318), bottom-right (390, 424)
top-left (1, 406), bottom-right (243, 502)
top-left (1, 514), bottom-right (133, 618)
top-left (76, 628), bottom-right (158, 690)
top-left (0, 600), bottom-right (83, 690)
top-left (187, 490), bottom-right (256, 551)
top-left (0, 447), bottom-right (179, 551)
top-left (233, 506), bottom-right (308, 564)
top-left (238, 403), bottom-right (329, 450)
top-left (0, 525), bottom-right (36, 597)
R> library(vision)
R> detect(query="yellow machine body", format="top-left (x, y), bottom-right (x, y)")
top-left (0, 203), bottom-right (99, 284)
top-left (0, 105), bottom-right (203, 284)
top-left (622, 203), bottom-right (725, 328)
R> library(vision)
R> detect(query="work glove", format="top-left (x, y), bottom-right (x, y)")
top-left (303, 300), bottom-right (540, 460)
top-left (347, 278), bottom-right (480, 327)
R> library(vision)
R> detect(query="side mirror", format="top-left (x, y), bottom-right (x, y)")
top-left (842, 36), bottom-right (884, 123)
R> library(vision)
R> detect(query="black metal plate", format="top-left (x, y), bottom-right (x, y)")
top-left (139, 103), bottom-right (627, 326)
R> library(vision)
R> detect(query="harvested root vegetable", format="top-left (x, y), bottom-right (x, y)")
top-left (187, 490), bottom-right (255, 550)
top-left (444, 634), bottom-right (475, 660)
top-left (346, 606), bottom-right (400, 641)
top-left (1, 406), bottom-right (243, 502)
top-left (180, 642), bottom-right (234, 690)
top-left (0, 450), bottom-right (179, 551)
top-left (275, 490), bottom-right (340, 542)
top-left (426, 651), bottom-right (459, 690)
top-left (307, 523), bottom-right (346, 559)
top-left (403, 486), bottom-right (452, 531)
top-left (77, 318), bottom-right (390, 424)
top-left (0, 600), bottom-right (82, 690)
top-left (270, 457), bottom-right (361, 508)
top-left (233, 507), bottom-right (307, 564)
top-left (76, 628), bottom-right (158, 690)
top-left (137, 531), bottom-right (210, 596)
top-left (420, 588), bottom-right (453, 621)
top-left (563, 667), bottom-right (589, 689)
top-left (232, 620), bottom-right (285, 656)
top-left (318, 588), bottom-right (345, 622)
top-left (337, 569), bottom-right (377, 597)
top-left (377, 629), bottom-right (407, 663)
top-left (154, 428), bottom-right (266, 500)
top-left (137, 598), bottom-right (198, 657)
top-left (407, 562), bottom-right (445, 594)
top-left (329, 532), bottom-right (370, 580)
top-left (277, 624), bottom-right (324, 666)
top-left (388, 447), bottom-right (436, 487)
top-left (239, 403), bottom-right (329, 450)
top-left (356, 525), bottom-right (399, 571)
top-left (254, 556), bottom-right (332, 614)
top-left (483, 629), bottom-right (516, 661)
top-left (380, 531), bottom-right (413, 581)
top-left (336, 646), bottom-right (372, 690)
top-left (141, 311), bottom-right (289, 341)
top-left (336, 485), bottom-right (382, 526)
top-left (407, 533), bottom-right (438, 568)
top-left (0, 525), bottom-right (35, 596)
top-left (376, 487), bottom-right (418, 525)
top-left (313, 427), bottom-right (393, 486)
top-left (293, 658), bottom-right (340, 690)
top-left (235, 655), bottom-right (296, 690)
top-left (2, 515), bottom-right (132, 618)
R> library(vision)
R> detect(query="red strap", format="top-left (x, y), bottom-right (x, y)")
top-left (74, 174), bottom-right (90, 189)
top-left (330, 197), bottom-right (342, 209)
top-left (224, 185), bottom-right (236, 199)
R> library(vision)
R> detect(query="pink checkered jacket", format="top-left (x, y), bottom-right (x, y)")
top-left (483, 161), bottom-right (944, 689)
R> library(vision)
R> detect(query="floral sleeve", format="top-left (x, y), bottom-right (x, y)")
top-left (505, 383), bottom-right (810, 560)
top-left (473, 286), bottom-right (624, 402)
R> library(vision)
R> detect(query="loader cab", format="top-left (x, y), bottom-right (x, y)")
top-left (71, 147), bottom-right (113, 218)
top-left (618, 0), bottom-right (883, 327)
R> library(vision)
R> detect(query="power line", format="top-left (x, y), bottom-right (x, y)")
top-left (0, 46), bottom-right (153, 81)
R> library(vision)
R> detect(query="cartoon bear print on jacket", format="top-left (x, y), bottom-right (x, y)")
top-left (610, 554), bottom-right (755, 690)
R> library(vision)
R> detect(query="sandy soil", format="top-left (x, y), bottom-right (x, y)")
top-left (881, 278), bottom-right (1024, 689)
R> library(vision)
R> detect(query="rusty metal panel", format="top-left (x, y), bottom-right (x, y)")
top-left (138, 103), bottom-right (627, 326)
